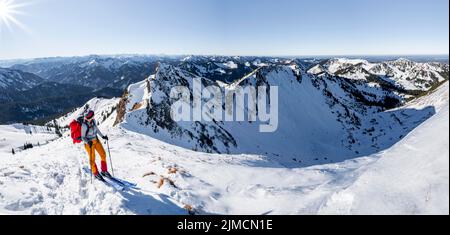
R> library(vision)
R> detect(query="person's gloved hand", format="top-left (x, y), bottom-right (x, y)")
top-left (102, 136), bottom-right (109, 141)
top-left (88, 141), bottom-right (93, 148)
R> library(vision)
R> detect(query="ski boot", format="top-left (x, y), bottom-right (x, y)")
top-left (101, 171), bottom-right (113, 179)
top-left (94, 173), bottom-right (106, 182)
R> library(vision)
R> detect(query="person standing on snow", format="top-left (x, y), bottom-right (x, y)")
top-left (81, 110), bottom-right (111, 182)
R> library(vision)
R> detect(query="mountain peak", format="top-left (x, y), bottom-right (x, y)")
top-left (394, 57), bottom-right (413, 63)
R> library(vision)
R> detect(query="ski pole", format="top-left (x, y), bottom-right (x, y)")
top-left (90, 143), bottom-right (93, 184)
top-left (106, 140), bottom-right (115, 177)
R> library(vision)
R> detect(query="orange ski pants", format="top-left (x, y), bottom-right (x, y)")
top-left (84, 139), bottom-right (107, 175)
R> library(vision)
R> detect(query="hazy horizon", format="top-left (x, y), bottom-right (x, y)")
top-left (0, 53), bottom-right (448, 61)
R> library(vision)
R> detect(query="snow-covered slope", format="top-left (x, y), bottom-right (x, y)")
top-left (115, 63), bottom-right (440, 167)
top-left (0, 57), bottom-right (448, 215)
top-left (320, 101), bottom-right (449, 215)
top-left (0, 79), bottom-right (448, 214)
top-left (402, 82), bottom-right (449, 113)
top-left (0, 83), bottom-right (447, 214)
top-left (0, 124), bottom-right (58, 156)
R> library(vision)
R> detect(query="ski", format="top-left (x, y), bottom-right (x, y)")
top-left (110, 177), bottom-right (137, 188)
top-left (102, 177), bottom-right (126, 191)
top-left (103, 175), bottom-right (137, 188)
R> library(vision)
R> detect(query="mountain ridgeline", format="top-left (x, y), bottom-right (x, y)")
top-left (0, 55), bottom-right (448, 166)
top-left (111, 57), bottom-right (448, 166)
top-left (0, 55), bottom-right (163, 123)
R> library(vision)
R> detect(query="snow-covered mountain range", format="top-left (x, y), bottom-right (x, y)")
top-left (8, 55), bottom-right (165, 90)
top-left (0, 55), bottom-right (448, 215)
top-left (309, 58), bottom-right (449, 91)
top-left (0, 55), bottom-right (448, 124)
top-left (0, 81), bottom-right (447, 215)
top-left (114, 59), bottom-right (447, 166)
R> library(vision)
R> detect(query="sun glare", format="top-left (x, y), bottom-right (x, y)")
top-left (0, 0), bottom-right (28, 33)
top-left (0, 1), bottom-right (10, 17)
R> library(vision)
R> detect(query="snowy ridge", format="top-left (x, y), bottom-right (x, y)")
top-left (118, 63), bottom-right (238, 154)
top-left (51, 97), bottom-right (120, 128)
top-left (115, 63), bottom-right (442, 167)
top-left (402, 82), bottom-right (449, 113)
top-left (308, 58), bottom-right (448, 91)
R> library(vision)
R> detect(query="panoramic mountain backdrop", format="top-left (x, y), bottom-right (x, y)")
top-left (0, 55), bottom-right (448, 215)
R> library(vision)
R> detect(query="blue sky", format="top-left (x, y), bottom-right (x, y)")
top-left (0, 0), bottom-right (448, 59)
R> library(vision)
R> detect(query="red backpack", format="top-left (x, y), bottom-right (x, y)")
top-left (70, 117), bottom-right (87, 144)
